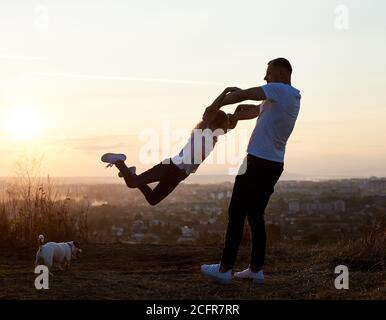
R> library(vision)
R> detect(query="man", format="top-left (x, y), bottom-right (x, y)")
top-left (201, 58), bottom-right (301, 284)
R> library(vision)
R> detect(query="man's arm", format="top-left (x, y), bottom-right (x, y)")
top-left (220, 87), bottom-right (266, 107)
top-left (203, 86), bottom-right (266, 122)
top-left (226, 104), bottom-right (260, 131)
top-left (230, 104), bottom-right (260, 122)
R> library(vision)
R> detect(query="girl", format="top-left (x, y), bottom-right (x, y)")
top-left (101, 87), bottom-right (240, 205)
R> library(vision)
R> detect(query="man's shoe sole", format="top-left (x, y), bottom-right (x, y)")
top-left (253, 279), bottom-right (264, 284)
top-left (201, 271), bottom-right (232, 285)
top-left (235, 276), bottom-right (264, 284)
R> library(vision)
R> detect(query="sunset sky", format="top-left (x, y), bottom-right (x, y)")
top-left (0, 0), bottom-right (385, 180)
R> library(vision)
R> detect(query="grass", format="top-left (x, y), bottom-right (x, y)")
top-left (0, 242), bottom-right (384, 300)
top-left (330, 216), bottom-right (386, 272)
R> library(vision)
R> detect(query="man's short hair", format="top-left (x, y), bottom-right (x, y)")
top-left (268, 58), bottom-right (292, 74)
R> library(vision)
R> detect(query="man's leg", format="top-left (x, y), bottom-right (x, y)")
top-left (246, 193), bottom-right (271, 271)
top-left (219, 173), bottom-right (249, 271)
top-left (200, 174), bottom-right (247, 284)
top-left (247, 162), bottom-right (283, 271)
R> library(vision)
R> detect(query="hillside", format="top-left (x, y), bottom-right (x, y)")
top-left (0, 243), bottom-right (384, 300)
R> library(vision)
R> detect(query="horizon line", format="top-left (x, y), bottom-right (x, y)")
top-left (0, 175), bottom-right (385, 183)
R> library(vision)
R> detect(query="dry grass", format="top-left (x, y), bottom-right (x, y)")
top-left (0, 158), bottom-right (88, 244)
top-left (0, 242), bottom-right (384, 300)
top-left (323, 215), bottom-right (386, 272)
top-left (0, 159), bottom-right (384, 300)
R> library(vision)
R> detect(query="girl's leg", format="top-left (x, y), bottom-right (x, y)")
top-left (115, 160), bottom-right (187, 205)
top-left (137, 177), bottom-right (183, 206)
top-left (115, 160), bottom-right (166, 188)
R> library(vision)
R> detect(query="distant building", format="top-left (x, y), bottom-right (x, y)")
top-left (131, 219), bottom-right (147, 233)
top-left (144, 233), bottom-right (160, 245)
top-left (334, 200), bottom-right (346, 212)
top-left (208, 218), bottom-right (217, 224)
top-left (177, 226), bottom-right (197, 244)
top-left (111, 225), bottom-right (124, 237)
top-left (181, 226), bottom-right (193, 237)
top-left (131, 233), bottom-right (145, 243)
top-left (149, 219), bottom-right (166, 227)
top-left (288, 199), bottom-right (300, 213)
top-left (288, 199), bottom-right (346, 214)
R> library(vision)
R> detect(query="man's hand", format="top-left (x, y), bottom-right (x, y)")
top-left (224, 87), bottom-right (242, 94)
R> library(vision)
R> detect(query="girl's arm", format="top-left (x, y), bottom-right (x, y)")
top-left (211, 87), bottom-right (241, 108)
top-left (203, 87), bottom-right (241, 122)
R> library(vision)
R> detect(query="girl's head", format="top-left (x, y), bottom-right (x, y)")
top-left (195, 110), bottom-right (230, 134)
top-left (209, 110), bottom-right (230, 133)
top-left (195, 110), bottom-right (229, 133)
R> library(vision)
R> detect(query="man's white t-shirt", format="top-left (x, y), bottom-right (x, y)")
top-left (247, 82), bottom-right (301, 163)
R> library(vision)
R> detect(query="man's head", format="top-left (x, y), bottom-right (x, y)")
top-left (264, 58), bottom-right (292, 84)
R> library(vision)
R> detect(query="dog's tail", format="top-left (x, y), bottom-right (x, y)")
top-left (38, 234), bottom-right (45, 249)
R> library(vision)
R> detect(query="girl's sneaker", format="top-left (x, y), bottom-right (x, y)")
top-left (101, 153), bottom-right (127, 167)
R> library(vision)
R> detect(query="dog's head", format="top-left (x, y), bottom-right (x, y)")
top-left (69, 241), bottom-right (82, 259)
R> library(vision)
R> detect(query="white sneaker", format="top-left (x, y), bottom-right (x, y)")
top-left (101, 153), bottom-right (127, 168)
top-left (118, 166), bottom-right (136, 178)
top-left (234, 268), bottom-right (264, 284)
top-left (201, 264), bottom-right (232, 284)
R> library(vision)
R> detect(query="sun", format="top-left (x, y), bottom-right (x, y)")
top-left (2, 106), bottom-right (46, 140)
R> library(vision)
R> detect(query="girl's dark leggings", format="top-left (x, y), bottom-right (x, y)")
top-left (115, 160), bottom-right (188, 206)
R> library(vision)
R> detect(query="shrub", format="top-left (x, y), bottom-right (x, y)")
top-left (0, 157), bottom-right (88, 244)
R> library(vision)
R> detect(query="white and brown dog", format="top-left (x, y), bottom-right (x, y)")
top-left (35, 235), bottom-right (82, 272)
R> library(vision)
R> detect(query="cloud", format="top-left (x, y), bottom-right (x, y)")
top-left (27, 72), bottom-right (222, 86)
top-left (72, 142), bottom-right (127, 152)
top-left (35, 134), bottom-right (136, 154)
top-left (0, 55), bottom-right (46, 62)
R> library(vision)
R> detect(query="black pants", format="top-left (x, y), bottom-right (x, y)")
top-left (115, 160), bottom-right (188, 206)
top-left (220, 154), bottom-right (283, 271)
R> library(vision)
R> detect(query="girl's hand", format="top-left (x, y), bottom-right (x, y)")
top-left (227, 113), bottom-right (238, 130)
top-left (203, 87), bottom-right (242, 122)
